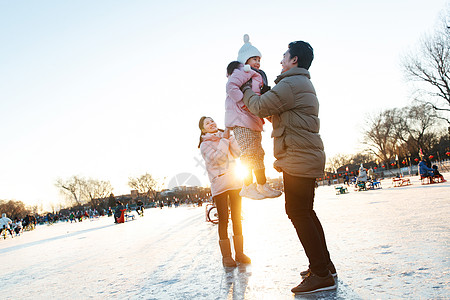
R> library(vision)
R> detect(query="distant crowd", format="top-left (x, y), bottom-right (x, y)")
top-left (1, 213), bottom-right (37, 238)
top-left (1, 197), bottom-right (209, 238)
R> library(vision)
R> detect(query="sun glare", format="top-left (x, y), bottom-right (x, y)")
top-left (235, 160), bottom-right (248, 179)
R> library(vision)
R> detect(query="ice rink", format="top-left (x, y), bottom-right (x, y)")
top-left (1, 174), bottom-right (449, 299)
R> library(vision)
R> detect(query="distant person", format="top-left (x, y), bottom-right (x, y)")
top-left (136, 199), bottom-right (144, 216)
top-left (431, 165), bottom-right (445, 182)
top-left (367, 167), bottom-right (375, 181)
top-left (114, 201), bottom-right (125, 223)
top-left (419, 157), bottom-right (435, 177)
top-left (69, 212), bottom-right (75, 223)
top-left (225, 34), bottom-right (281, 200)
top-left (240, 41), bottom-right (336, 294)
top-left (198, 116), bottom-right (251, 268)
top-left (0, 213), bottom-right (14, 238)
top-left (432, 165), bottom-right (442, 177)
top-left (343, 174), bottom-right (350, 185)
top-left (22, 214), bottom-right (33, 230)
top-left (12, 218), bottom-right (22, 236)
top-left (357, 166), bottom-right (368, 183)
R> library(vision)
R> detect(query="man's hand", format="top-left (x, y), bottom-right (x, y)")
top-left (240, 79), bottom-right (252, 92)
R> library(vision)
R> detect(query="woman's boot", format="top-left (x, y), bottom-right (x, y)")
top-left (219, 239), bottom-right (237, 267)
top-left (233, 235), bottom-right (251, 264)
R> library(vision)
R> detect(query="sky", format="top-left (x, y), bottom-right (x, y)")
top-left (0, 0), bottom-right (448, 209)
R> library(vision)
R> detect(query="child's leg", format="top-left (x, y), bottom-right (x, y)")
top-left (214, 192), bottom-right (230, 240)
top-left (254, 160), bottom-right (282, 198)
top-left (233, 127), bottom-right (264, 186)
top-left (254, 168), bottom-right (267, 185)
top-left (243, 169), bottom-right (253, 186)
top-left (247, 133), bottom-right (266, 185)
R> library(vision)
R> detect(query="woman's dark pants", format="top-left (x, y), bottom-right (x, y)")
top-left (213, 189), bottom-right (242, 240)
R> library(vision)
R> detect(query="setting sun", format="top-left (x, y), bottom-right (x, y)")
top-left (235, 160), bottom-right (249, 179)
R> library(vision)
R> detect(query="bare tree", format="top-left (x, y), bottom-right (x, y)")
top-left (350, 152), bottom-right (375, 166)
top-left (0, 199), bottom-right (31, 219)
top-left (403, 105), bottom-right (441, 154)
top-left (325, 153), bottom-right (352, 172)
top-left (55, 176), bottom-right (87, 206)
top-left (128, 173), bottom-right (160, 200)
top-left (363, 109), bottom-right (399, 162)
top-left (363, 105), bottom-right (445, 161)
top-left (82, 179), bottom-right (113, 209)
top-left (402, 10), bottom-right (450, 124)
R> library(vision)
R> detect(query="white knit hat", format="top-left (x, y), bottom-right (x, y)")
top-left (237, 34), bottom-right (262, 64)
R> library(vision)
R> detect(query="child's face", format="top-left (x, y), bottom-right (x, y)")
top-left (202, 118), bottom-right (218, 133)
top-left (246, 56), bottom-right (261, 69)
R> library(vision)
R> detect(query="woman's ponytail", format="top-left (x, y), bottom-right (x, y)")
top-left (198, 132), bottom-right (205, 148)
top-left (198, 116), bottom-right (208, 148)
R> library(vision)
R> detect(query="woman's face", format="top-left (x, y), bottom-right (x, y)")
top-left (280, 50), bottom-right (297, 73)
top-left (202, 118), bottom-right (218, 133)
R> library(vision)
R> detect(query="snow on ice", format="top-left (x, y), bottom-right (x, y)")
top-left (1, 173), bottom-right (449, 299)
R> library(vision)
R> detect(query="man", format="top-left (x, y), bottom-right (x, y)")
top-left (418, 157), bottom-right (435, 177)
top-left (241, 41), bottom-right (336, 294)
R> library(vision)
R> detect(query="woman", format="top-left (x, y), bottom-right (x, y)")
top-left (198, 116), bottom-right (251, 267)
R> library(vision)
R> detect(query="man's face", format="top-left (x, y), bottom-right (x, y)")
top-left (281, 50), bottom-right (297, 73)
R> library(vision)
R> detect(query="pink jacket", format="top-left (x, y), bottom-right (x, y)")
top-left (200, 131), bottom-right (242, 197)
top-left (225, 66), bottom-right (264, 131)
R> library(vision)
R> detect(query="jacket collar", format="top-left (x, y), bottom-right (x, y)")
top-left (202, 132), bottom-right (222, 142)
top-left (275, 67), bottom-right (310, 84)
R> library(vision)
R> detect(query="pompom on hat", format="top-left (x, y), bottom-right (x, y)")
top-left (237, 34), bottom-right (262, 64)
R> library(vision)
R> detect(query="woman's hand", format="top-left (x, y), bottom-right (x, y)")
top-left (223, 127), bottom-right (231, 139)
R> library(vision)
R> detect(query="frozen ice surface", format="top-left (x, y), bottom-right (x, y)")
top-left (1, 173), bottom-right (449, 299)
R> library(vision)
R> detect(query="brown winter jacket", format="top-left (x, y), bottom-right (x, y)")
top-left (242, 67), bottom-right (325, 178)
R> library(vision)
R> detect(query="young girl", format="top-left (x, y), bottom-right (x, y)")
top-left (198, 116), bottom-right (251, 267)
top-left (225, 34), bottom-right (282, 199)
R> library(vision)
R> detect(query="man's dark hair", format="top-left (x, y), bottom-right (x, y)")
top-left (227, 61), bottom-right (242, 76)
top-left (288, 41), bottom-right (314, 70)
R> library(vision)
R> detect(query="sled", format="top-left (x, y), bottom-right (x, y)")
top-left (420, 175), bottom-right (447, 185)
top-left (355, 182), bottom-right (367, 191)
top-left (115, 209), bottom-right (126, 224)
top-left (125, 213), bottom-right (136, 222)
top-left (335, 185), bottom-right (348, 195)
top-left (392, 178), bottom-right (411, 187)
top-left (366, 180), bottom-right (382, 190)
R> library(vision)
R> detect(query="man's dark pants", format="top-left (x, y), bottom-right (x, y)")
top-left (283, 172), bottom-right (331, 277)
